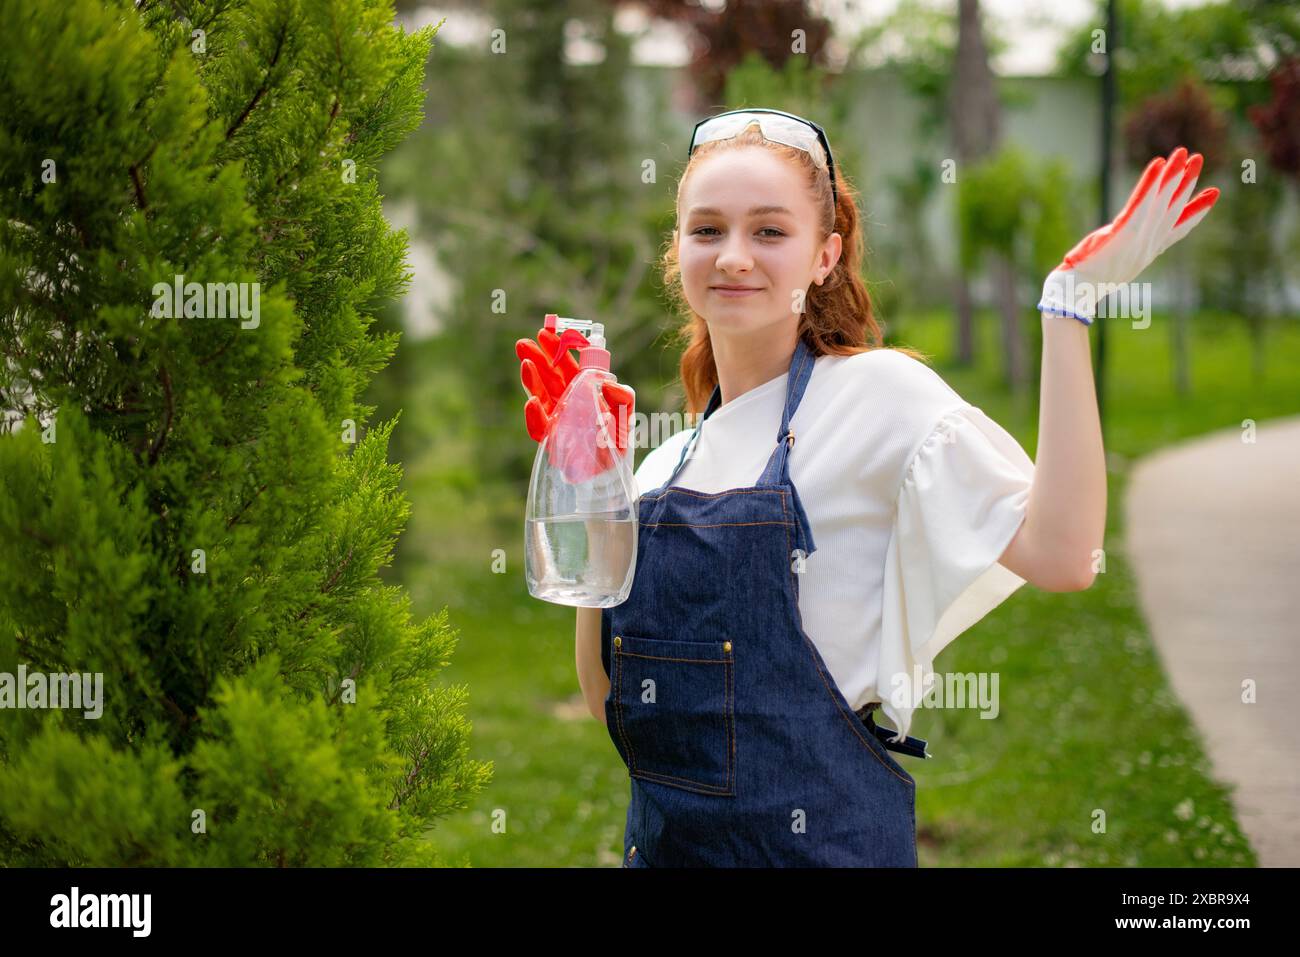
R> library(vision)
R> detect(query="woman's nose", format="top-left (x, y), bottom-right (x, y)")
top-left (714, 235), bottom-right (753, 273)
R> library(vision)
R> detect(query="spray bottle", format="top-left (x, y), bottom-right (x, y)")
top-left (524, 315), bottom-right (637, 607)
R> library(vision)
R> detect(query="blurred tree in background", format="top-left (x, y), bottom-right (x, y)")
top-left (1058, 0), bottom-right (1299, 114)
top-left (635, 0), bottom-right (835, 110)
top-left (950, 0), bottom-right (1004, 368)
top-left (1122, 76), bottom-right (1229, 170)
top-left (1248, 55), bottom-right (1300, 318)
top-left (850, 0), bottom-right (1014, 361)
top-left (1123, 76), bottom-right (1229, 393)
top-left (854, 0), bottom-right (960, 327)
top-left (1249, 56), bottom-right (1300, 181)
top-left (957, 146), bottom-right (1077, 395)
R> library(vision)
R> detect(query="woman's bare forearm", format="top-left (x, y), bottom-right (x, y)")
top-left (1014, 314), bottom-right (1108, 590)
top-left (576, 606), bottom-right (609, 724)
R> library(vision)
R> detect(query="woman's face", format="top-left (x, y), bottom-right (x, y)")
top-left (676, 146), bottom-right (842, 337)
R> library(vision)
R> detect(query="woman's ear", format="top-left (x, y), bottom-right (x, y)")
top-left (818, 232), bottom-right (843, 283)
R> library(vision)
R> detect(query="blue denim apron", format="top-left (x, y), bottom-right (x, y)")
top-left (600, 337), bottom-right (929, 867)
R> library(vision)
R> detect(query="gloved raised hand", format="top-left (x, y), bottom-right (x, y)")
top-left (1039, 146), bottom-right (1220, 325)
top-left (516, 323), bottom-right (635, 482)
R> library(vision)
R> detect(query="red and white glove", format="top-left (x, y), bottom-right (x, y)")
top-left (1038, 146), bottom-right (1220, 325)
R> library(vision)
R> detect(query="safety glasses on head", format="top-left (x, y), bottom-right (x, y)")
top-left (688, 108), bottom-right (838, 206)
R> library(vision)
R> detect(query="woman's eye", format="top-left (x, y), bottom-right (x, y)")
top-left (692, 227), bottom-right (785, 238)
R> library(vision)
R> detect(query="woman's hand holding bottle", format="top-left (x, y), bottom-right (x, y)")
top-left (516, 322), bottom-right (635, 483)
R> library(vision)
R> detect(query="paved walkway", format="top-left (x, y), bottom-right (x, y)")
top-left (1125, 416), bottom-right (1300, 867)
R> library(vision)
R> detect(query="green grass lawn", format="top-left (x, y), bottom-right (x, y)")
top-left (389, 309), bottom-right (1300, 867)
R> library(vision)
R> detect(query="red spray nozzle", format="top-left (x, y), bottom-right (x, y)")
top-left (544, 315), bottom-right (609, 370)
top-left (549, 327), bottom-right (591, 365)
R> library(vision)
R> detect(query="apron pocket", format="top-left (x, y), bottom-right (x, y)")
top-left (608, 632), bottom-right (736, 796)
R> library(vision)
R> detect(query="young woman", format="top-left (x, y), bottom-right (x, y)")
top-left (517, 108), bottom-right (1219, 868)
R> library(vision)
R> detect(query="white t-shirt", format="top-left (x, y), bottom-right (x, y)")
top-left (632, 348), bottom-right (1035, 741)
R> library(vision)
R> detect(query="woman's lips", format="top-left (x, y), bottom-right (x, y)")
top-left (711, 286), bottom-right (763, 297)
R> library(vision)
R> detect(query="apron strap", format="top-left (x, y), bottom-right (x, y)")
top-left (660, 381), bottom-right (723, 489)
top-left (755, 336), bottom-right (816, 487)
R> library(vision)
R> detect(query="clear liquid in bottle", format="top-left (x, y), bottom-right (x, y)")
top-left (524, 362), bottom-right (637, 607)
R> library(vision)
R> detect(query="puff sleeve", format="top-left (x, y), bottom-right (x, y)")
top-left (877, 403), bottom-right (1035, 742)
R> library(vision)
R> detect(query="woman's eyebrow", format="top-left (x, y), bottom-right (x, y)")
top-left (687, 205), bottom-right (794, 218)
